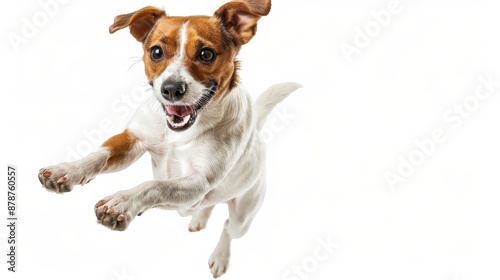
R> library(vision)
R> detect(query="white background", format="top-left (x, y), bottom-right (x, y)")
top-left (1, 0), bottom-right (500, 279)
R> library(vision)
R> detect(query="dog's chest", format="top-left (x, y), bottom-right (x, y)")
top-left (150, 141), bottom-right (195, 179)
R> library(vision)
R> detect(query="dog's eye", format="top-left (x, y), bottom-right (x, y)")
top-left (199, 49), bottom-right (215, 62)
top-left (150, 46), bottom-right (164, 61)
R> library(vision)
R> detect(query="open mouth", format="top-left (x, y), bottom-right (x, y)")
top-left (161, 85), bottom-right (217, 131)
top-left (163, 105), bottom-right (195, 130)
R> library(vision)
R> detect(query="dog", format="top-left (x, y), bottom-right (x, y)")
top-left (38, 0), bottom-right (300, 277)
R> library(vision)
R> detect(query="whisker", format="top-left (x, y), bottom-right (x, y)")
top-left (127, 59), bottom-right (143, 72)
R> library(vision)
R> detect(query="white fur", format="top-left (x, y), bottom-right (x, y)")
top-left (39, 82), bottom-right (299, 277)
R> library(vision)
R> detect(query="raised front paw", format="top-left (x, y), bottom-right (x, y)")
top-left (38, 163), bottom-right (93, 193)
top-left (95, 191), bottom-right (138, 231)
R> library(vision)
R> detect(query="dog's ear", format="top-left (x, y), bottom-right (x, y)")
top-left (214, 0), bottom-right (271, 45)
top-left (109, 6), bottom-right (166, 42)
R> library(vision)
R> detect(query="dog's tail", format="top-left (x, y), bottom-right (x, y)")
top-left (254, 82), bottom-right (302, 131)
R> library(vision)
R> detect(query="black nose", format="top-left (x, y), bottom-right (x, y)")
top-left (161, 80), bottom-right (187, 101)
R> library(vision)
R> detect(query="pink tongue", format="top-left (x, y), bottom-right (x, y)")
top-left (166, 106), bottom-right (192, 118)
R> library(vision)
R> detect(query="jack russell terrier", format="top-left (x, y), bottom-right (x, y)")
top-left (38, 0), bottom-right (300, 277)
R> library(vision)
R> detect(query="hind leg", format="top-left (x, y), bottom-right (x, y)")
top-left (187, 206), bottom-right (215, 232)
top-left (208, 178), bottom-right (266, 278)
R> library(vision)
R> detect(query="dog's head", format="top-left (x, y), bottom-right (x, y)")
top-left (109, 0), bottom-right (271, 131)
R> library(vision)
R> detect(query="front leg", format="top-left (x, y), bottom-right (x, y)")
top-left (94, 189), bottom-right (142, 231)
top-left (95, 176), bottom-right (210, 231)
top-left (38, 150), bottom-right (108, 193)
top-left (38, 129), bottom-right (143, 193)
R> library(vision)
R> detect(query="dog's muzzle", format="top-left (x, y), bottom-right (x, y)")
top-left (161, 82), bottom-right (218, 132)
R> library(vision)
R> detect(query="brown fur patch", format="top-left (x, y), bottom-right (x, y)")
top-left (142, 17), bottom-right (186, 80)
top-left (101, 129), bottom-right (138, 171)
top-left (109, 6), bottom-right (167, 42)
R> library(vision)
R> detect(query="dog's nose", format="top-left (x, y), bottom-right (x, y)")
top-left (161, 80), bottom-right (187, 101)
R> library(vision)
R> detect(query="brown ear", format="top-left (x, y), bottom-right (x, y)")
top-left (109, 6), bottom-right (166, 42)
top-left (214, 0), bottom-right (271, 45)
